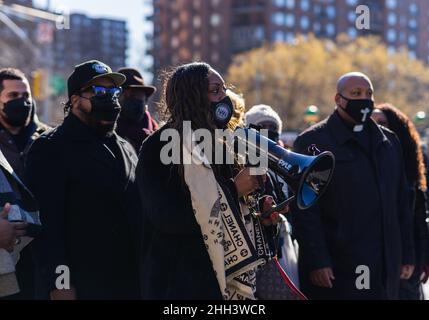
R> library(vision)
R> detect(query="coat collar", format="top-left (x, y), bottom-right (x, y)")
top-left (61, 113), bottom-right (135, 186)
top-left (328, 110), bottom-right (389, 149)
top-left (61, 113), bottom-right (100, 142)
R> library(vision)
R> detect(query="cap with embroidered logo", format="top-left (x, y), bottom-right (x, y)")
top-left (67, 60), bottom-right (126, 99)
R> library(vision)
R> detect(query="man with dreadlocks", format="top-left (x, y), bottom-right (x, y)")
top-left (26, 60), bottom-right (141, 299)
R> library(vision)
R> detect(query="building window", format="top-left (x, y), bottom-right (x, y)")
top-left (272, 12), bottom-right (284, 26)
top-left (326, 6), bottom-right (335, 19)
top-left (171, 37), bottom-right (179, 48)
top-left (300, 16), bottom-right (310, 30)
top-left (193, 0), bottom-right (201, 9)
top-left (313, 22), bottom-right (321, 34)
top-left (409, 3), bottom-right (418, 15)
top-left (314, 4), bottom-right (321, 15)
top-left (286, 32), bottom-right (294, 42)
top-left (286, 14), bottom-right (295, 27)
top-left (346, 0), bottom-right (357, 5)
top-left (255, 26), bottom-right (265, 40)
top-left (387, 13), bottom-right (397, 26)
top-left (387, 29), bottom-right (396, 42)
top-left (348, 27), bottom-right (357, 39)
top-left (300, 0), bottom-right (309, 12)
top-left (388, 46), bottom-right (396, 55)
top-left (193, 17), bottom-right (201, 28)
top-left (348, 11), bottom-right (355, 23)
top-left (408, 35), bottom-right (417, 46)
top-left (210, 14), bottom-right (221, 27)
top-left (326, 23), bottom-right (335, 36)
top-left (274, 30), bottom-right (285, 42)
top-left (193, 36), bottom-right (201, 46)
top-left (171, 18), bottom-right (179, 30)
top-left (386, 0), bottom-right (397, 9)
top-left (274, 0), bottom-right (286, 7)
top-left (408, 19), bottom-right (417, 29)
top-left (286, 0), bottom-right (294, 9)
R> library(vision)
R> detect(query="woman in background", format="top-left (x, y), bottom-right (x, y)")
top-left (373, 104), bottom-right (429, 300)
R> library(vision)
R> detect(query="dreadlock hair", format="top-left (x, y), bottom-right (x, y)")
top-left (160, 62), bottom-right (217, 134)
top-left (159, 62), bottom-right (230, 182)
top-left (376, 103), bottom-right (427, 192)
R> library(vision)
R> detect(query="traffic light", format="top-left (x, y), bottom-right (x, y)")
top-left (31, 69), bottom-right (45, 100)
top-left (304, 105), bottom-right (320, 124)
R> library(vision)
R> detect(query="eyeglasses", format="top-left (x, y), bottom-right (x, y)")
top-left (82, 85), bottom-right (122, 97)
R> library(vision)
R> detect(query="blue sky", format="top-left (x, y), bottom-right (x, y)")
top-left (33, 0), bottom-right (153, 81)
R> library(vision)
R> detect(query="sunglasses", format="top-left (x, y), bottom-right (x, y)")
top-left (82, 85), bottom-right (122, 97)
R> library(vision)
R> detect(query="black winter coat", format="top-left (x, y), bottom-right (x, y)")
top-left (136, 125), bottom-right (241, 300)
top-left (292, 111), bottom-right (414, 300)
top-left (25, 114), bottom-right (141, 299)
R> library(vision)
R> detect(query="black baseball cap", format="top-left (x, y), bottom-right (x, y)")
top-left (67, 60), bottom-right (126, 98)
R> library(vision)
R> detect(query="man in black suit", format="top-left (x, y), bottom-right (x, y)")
top-left (25, 60), bottom-right (141, 300)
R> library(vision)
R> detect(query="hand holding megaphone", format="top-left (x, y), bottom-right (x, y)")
top-left (234, 167), bottom-right (267, 197)
top-left (258, 195), bottom-right (288, 226)
top-left (234, 128), bottom-right (335, 210)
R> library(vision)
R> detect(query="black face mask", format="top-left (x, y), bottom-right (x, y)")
top-left (339, 94), bottom-right (374, 130)
top-left (211, 96), bottom-right (233, 129)
top-left (81, 94), bottom-right (121, 122)
top-left (120, 97), bottom-right (146, 123)
top-left (2, 97), bottom-right (33, 127)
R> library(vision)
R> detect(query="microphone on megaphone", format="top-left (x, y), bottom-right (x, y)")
top-left (234, 127), bottom-right (335, 210)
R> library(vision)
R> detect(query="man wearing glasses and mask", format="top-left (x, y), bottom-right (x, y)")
top-left (25, 60), bottom-right (141, 300)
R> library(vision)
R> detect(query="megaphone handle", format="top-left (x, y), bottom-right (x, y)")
top-left (261, 195), bottom-right (295, 219)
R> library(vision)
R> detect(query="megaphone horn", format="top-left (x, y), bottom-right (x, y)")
top-left (234, 128), bottom-right (335, 210)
